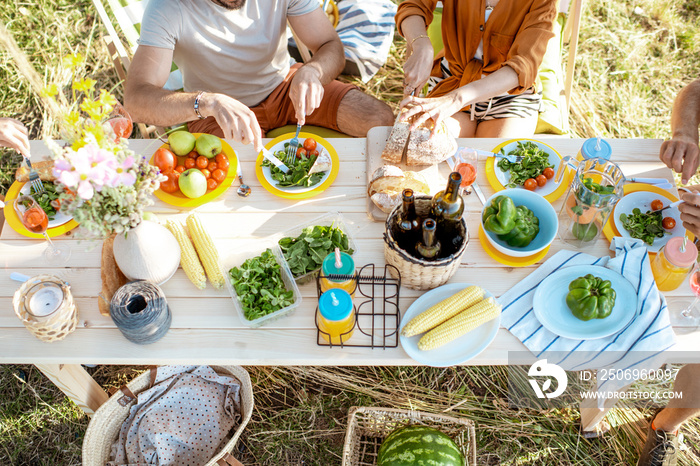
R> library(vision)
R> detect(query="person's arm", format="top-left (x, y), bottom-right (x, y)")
top-left (124, 45), bottom-right (263, 152)
top-left (287, 8), bottom-right (345, 125)
top-left (660, 79), bottom-right (700, 184)
top-left (400, 15), bottom-right (435, 97)
top-left (0, 118), bottom-right (30, 157)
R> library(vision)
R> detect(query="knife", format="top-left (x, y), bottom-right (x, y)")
top-left (472, 181), bottom-right (486, 206)
top-left (262, 147), bottom-right (289, 174)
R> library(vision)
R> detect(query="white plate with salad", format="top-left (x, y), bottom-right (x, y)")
top-left (19, 181), bottom-right (73, 228)
top-left (259, 135), bottom-right (334, 194)
top-left (612, 191), bottom-right (684, 252)
top-left (486, 138), bottom-right (571, 202)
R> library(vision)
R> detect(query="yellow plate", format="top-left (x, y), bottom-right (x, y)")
top-left (151, 133), bottom-right (238, 208)
top-left (602, 183), bottom-right (694, 252)
top-left (485, 138), bottom-right (572, 202)
top-left (3, 181), bottom-right (80, 238)
top-left (255, 132), bottom-right (339, 200)
top-left (478, 225), bottom-right (550, 267)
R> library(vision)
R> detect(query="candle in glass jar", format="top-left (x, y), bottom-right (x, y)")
top-left (28, 285), bottom-right (63, 317)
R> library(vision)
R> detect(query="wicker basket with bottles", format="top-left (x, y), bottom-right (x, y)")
top-left (384, 195), bottom-right (468, 290)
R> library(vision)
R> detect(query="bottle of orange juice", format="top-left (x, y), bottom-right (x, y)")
top-left (319, 248), bottom-right (356, 297)
top-left (651, 237), bottom-right (698, 292)
top-left (317, 289), bottom-right (355, 345)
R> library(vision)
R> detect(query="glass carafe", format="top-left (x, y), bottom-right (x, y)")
top-left (556, 157), bottom-right (625, 248)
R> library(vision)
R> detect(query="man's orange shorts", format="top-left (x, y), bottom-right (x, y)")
top-left (189, 63), bottom-right (357, 137)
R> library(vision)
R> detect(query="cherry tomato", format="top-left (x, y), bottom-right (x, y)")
top-left (303, 138), bottom-right (317, 152)
top-left (216, 156), bottom-right (229, 170)
top-left (543, 167), bottom-right (555, 179)
top-left (195, 155), bottom-right (209, 169)
top-left (185, 158), bottom-right (196, 169)
top-left (651, 199), bottom-right (664, 211)
top-left (186, 150), bottom-right (198, 159)
top-left (207, 161), bottom-right (217, 171)
top-left (308, 149), bottom-right (319, 158)
top-left (536, 174), bottom-right (547, 187)
top-left (523, 178), bottom-right (537, 191)
top-left (201, 168), bottom-right (212, 179)
top-left (215, 152), bottom-right (229, 166)
top-left (296, 147), bottom-right (307, 158)
top-left (207, 178), bottom-right (219, 190)
top-left (212, 169), bottom-right (226, 183)
top-left (160, 172), bottom-right (180, 193)
top-left (662, 217), bottom-right (676, 230)
top-left (153, 147), bottom-right (177, 173)
top-left (175, 165), bottom-right (186, 173)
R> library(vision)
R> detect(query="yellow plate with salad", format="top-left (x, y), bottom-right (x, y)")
top-left (4, 180), bottom-right (79, 238)
top-left (255, 132), bottom-right (339, 200)
top-left (485, 138), bottom-right (572, 202)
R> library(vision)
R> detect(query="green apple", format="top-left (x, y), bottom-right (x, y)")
top-left (179, 169), bottom-right (207, 198)
top-left (195, 133), bottom-right (223, 158)
top-left (168, 131), bottom-right (196, 156)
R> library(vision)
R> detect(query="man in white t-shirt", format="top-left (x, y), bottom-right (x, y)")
top-left (124, 0), bottom-right (394, 152)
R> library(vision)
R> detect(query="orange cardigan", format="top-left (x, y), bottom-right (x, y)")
top-left (396, 0), bottom-right (557, 99)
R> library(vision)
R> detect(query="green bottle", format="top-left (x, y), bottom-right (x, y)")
top-left (416, 218), bottom-right (441, 260)
top-left (430, 172), bottom-right (464, 228)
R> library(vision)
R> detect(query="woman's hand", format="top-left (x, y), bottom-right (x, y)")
top-left (0, 118), bottom-right (30, 157)
top-left (399, 93), bottom-right (463, 136)
top-left (402, 37), bottom-right (434, 97)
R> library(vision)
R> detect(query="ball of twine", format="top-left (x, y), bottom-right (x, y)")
top-left (110, 281), bottom-right (171, 345)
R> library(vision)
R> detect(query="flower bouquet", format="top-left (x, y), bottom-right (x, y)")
top-left (42, 54), bottom-right (164, 238)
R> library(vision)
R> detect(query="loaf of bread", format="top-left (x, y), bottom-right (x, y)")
top-left (15, 160), bottom-right (55, 182)
top-left (380, 108), bottom-right (411, 164)
top-left (368, 166), bottom-right (430, 213)
top-left (406, 118), bottom-right (457, 166)
top-left (99, 234), bottom-right (128, 316)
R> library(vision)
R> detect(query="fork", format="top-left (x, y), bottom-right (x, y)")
top-left (22, 154), bottom-right (44, 194)
top-left (494, 153), bottom-right (524, 164)
top-left (284, 123), bottom-right (302, 165)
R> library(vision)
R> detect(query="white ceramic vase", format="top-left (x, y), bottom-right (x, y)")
top-left (112, 220), bottom-right (181, 285)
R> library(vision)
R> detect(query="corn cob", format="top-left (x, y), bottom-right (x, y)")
top-left (418, 297), bottom-right (501, 351)
top-left (166, 219), bottom-right (207, 290)
top-left (401, 286), bottom-right (484, 337)
top-left (186, 213), bottom-right (226, 289)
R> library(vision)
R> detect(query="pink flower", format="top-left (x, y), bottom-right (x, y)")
top-left (112, 156), bottom-right (136, 186)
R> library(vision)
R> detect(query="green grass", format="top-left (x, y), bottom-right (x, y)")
top-left (2, 0), bottom-right (700, 464)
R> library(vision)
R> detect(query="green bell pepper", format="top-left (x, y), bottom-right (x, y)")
top-left (483, 196), bottom-right (517, 235)
top-left (565, 274), bottom-right (617, 321)
top-left (497, 205), bottom-right (540, 247)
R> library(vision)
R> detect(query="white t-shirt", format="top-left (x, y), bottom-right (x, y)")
top-left (138, 0), bottom-right (318, 107)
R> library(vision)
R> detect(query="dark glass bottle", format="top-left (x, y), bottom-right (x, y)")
top-left (431, 172), bottom-right (464, 227)
top-left (397, 189), bottom-right (420, 234)
top-left (416, 218), bottom-right (441, 260)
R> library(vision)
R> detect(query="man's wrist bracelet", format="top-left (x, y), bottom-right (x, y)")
top-left (194, 91), bottom-right (206, 120)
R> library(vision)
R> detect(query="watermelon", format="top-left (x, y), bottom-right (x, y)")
top-left (377, 424), bottom-right (465, 466)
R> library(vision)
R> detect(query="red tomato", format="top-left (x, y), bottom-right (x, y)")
top-left (185, 158), bottom-right (196, 169)
top-left (523, 178), bottom-right (537, 191)
top-left (207, 178), bottom-right (219, 190)
top-left (174, 165), bottom-right (186, 173)
top-left (154, 147), bottom-right (177, 173)
top-left (207, 161), bottom-right (217, 171)
top-left (160, 172), bottom-right (180, 193)
top-left (215, 153), bottom-right (227, 165)
top-left (303, 138), bottom-right (317, 152)
top-left (212, 169), bottom-right (226, 182)
top-left (536, 174), bottom-right (547, 187)
top-left (201, 168), bottom-right (212, 179)
top-left (543, 167), bottom-right (555, 179)
top-left (651, 199), bottom-right (664, 211)
top-left (308, 149), bottom-right (319, 158)
top-left (186, 150), bottom-right (198, 159)
top-left (662, 217), bottom-right (676, 229)
top-left (296, 147), bottom-right (307, 158)
top-left (216, 156), bottom-right (229, 170)
top-left (195, 155), bottom-right (209, 169)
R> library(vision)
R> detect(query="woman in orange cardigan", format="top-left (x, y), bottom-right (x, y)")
top-left (397, 0), bottom-right (557, 137)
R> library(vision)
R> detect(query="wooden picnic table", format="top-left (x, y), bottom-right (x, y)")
top-left (1, 129), bottom-right (698, 432)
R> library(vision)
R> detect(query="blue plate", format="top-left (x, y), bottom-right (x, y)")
top-left (399, 283), bottom-right (500, 367)
top-left (533, 265), bottom-right (638, 340)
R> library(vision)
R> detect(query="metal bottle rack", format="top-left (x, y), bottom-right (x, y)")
top-left (314, 264), bottom-right (401, 349)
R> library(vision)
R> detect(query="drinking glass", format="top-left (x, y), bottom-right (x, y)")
top-left (454, 148), bottom-right (478, 195)
top-left (14, 195), bottom-right (71, 265)
top-left (671, 266), bottom-right (700, 331)
top-left (104, 101), bottom-right (133, 142)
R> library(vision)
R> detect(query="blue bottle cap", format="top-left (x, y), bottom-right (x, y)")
top-left (581, 137), bottom-right (612, 161)
top-left (322, 251), bottom-right (355, 277)
top-left (318, 289), bottom-right (353, 321)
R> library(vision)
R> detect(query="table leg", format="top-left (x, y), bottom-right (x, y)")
top-left (35, 363), bottom-right (109, 416)
top-left (580, 376), bottom-right (633, 434)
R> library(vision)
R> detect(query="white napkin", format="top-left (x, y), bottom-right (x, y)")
top-left (499, 238), bottom-right (677, 397)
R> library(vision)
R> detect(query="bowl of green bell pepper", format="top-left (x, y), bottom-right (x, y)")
top-left (481, 189), bottom-right (558, 257)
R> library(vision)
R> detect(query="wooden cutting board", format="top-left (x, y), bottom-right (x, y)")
top-left (366, 126), bottom-right (453, 222)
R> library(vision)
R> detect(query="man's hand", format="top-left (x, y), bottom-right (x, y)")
top-left (660, 135), bottom-right (700, 185)
top-left (201, 93), bottom-right (263, 153)
top-left (289, 65), bottom-right (324, 125)
top-left (0, 118), bottom-right (30, 157)
top-left (679, 191), bottom-right (700, 237)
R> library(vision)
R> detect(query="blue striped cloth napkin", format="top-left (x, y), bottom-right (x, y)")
top-left (499, 238), bottom-right (677, 396)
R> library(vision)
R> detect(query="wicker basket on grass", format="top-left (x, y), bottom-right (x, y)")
top-left (384, 195), bottom-right (468, 290)
top-left (82, 365), bottom-right (253, 466)
top-left (342, 406), bottom-right (477, 466)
